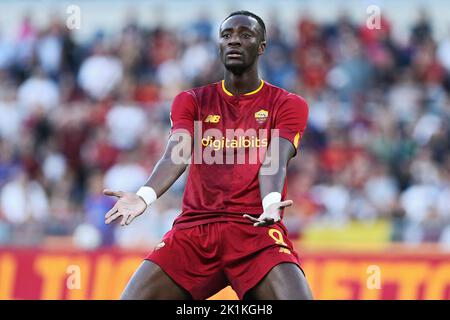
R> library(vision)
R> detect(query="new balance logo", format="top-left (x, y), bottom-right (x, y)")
top-left (204, 115), bottom-right (221, 123)
top-left (154, 241), bottom-right (165, 251)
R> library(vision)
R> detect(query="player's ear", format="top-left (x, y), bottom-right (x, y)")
top-left (258, 40), bottom-right (266, 55)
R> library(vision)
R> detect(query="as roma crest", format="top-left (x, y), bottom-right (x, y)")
top-left (254, 109), bottom-right (268, 124)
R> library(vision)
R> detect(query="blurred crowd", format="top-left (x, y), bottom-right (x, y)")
top-left (0, 9), bottom-right (450, 249)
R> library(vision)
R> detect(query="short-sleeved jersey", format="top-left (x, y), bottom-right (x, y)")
top-left (169, 80), bottom-right (308, 229)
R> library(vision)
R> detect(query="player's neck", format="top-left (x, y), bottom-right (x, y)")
top-left (223, 69), bottom-right (261, 96)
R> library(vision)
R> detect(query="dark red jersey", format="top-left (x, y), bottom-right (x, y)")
top-left (169, 80), bottom-right (308, 228)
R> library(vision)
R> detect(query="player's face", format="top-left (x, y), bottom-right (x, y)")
top-left (219, 15), bottom-right (266, 75)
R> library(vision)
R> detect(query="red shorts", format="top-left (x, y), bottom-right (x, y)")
top-left (145, 221), bottom-right (303, 300)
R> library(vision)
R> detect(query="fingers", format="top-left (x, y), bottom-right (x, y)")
top-left (103, 189), bottom-right (123, 198)
top-left (105, 204), bottom-right (118, 220)
top-left (105, 204), bottom-right (137, 226)
top-left (120, 215), bottom-right (128, 226)
top-left (125, 215), bottom-right (135, 226)
top-left (243, 214), bottom-right (259, 223)
top-left (105, 210), bottom-right (122, 224)
top-left (105, 201), bottom-right (139, 226)
top-left (244, 214), bottom-right (279, 227)
top-left (103, 191), bottom-right (126, 225)
top-left (105, 211), bottom-right (135, 226)
top-left (119, 214), bottom-right (137, 226)
top-left (278, 200), bottom-right (293, 208)
top-left (253, 217), bottom-right (277, 227)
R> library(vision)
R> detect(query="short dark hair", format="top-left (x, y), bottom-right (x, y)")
top-left (223, 10), bottom-right (266, 41)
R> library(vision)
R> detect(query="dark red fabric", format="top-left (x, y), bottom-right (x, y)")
top-left (146, 221), bottom-right (301, 300)
top-left (169, 81), bottom-right (309, 229)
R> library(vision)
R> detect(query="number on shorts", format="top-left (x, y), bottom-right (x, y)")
top-left (268, 229), bottom-right (291, 254)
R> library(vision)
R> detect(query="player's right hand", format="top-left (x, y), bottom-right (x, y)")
top-left (103, 189), bottom-right (147, 226)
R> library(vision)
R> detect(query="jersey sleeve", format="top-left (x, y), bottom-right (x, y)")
top-left (273, 94), bottom-right (309, 155)
top-left (169, 91), bottom-right (196, 136)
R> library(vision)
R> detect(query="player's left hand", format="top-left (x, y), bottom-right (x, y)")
top-left (243, 200), bottom-right (293, 227)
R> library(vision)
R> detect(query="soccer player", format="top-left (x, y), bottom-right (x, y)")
top-left (104, 10), bottom-right (313, 300)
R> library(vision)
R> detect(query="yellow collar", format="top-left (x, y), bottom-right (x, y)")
top-left (221, 80), bottom-right (264, 96)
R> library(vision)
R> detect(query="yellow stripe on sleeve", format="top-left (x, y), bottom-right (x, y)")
top-left (293, 132), bottom-right (300, 149)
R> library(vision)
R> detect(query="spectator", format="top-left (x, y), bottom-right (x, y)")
top-left (36, 19), bottom-right (64, 78)
top-left (78, 42), bottom-right (123, 100)
top-left (0, 170), bottom-right (49, 224)
top-left (84, 171), bottom-right (116, 246)
top-left (437, 27), bottom-right (450, 73)
top-left (0, 8), bottom-right (449, 247)
top-left (104, 153), bottom-right (148, 192)
top-left (17, 69), bottom-right (59, 114)
top-left (105, 102), bottom-right (147, 150)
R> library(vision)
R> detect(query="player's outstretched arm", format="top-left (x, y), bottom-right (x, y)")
top-left (244, 137), bottom-right (295, 227)
top-left (103, 132), bottom-right (192, 226)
